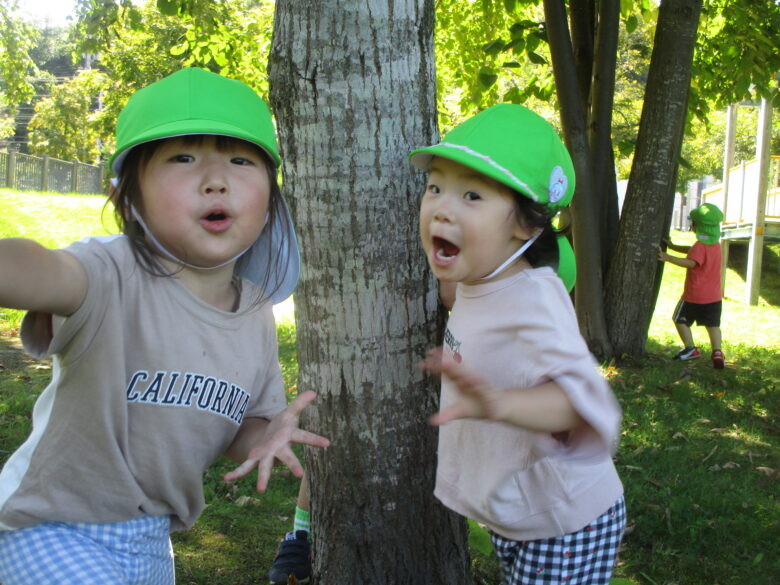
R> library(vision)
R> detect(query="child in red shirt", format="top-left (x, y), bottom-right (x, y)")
top-left (658, 203), bottom-right (725, 369)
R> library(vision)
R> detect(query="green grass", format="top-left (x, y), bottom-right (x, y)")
top-left (1, 190), bottom-right (779, 584)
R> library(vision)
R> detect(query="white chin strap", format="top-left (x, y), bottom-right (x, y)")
top-left (479, 231), bottom-right (542, 281)
top-left (130, 204), bottom-right (252, 271)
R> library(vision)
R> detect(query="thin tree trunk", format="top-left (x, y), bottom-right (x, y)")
top-left (268, 2), bottom-right (471, 583)
top-left (544, 0), bottom-right (613, 359)
top-left (569, 0), bottom-right (594, 109)
top-left (589, 0), bottom-right (620, 270)
top-left (605, 0), bottom-right (703, 357)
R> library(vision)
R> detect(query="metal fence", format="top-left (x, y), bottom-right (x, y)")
top-left (0, 151), bottom-right (105, 195)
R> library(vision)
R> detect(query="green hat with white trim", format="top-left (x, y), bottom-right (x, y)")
top-left (689, 203), bottom-right (723, 244)
top-left (109, 67), bottom-right (299, 303)
top-left (409, 103), bottom-right (576, 290)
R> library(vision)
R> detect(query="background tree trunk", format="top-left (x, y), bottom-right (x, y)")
top-left (605, 0), bottom-right (703, 356)
top-left (268, 2), bottom-right (472, 583)
top-left (588, 0), bottom-right (620, 273)
top-left (544, 0), bottom-right (613, 359)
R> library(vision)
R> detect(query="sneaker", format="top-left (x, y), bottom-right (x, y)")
top-left (674, 347), bottom-right (700, 360)
top-left (268, 530), bottom-right (311, 584)
top-left (711, 350), bottom-right (725, 369)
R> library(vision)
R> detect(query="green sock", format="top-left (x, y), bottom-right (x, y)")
top-left (293, 506), bottom-right (310, 534)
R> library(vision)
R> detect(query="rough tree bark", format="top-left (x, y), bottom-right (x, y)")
top-left (268, 2), bottom-right (472, 584)
top-left (605, 0), bottom-right (703, 356)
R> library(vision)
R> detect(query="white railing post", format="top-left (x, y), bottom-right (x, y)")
top-left (745, 98), bottom-right (773, 305)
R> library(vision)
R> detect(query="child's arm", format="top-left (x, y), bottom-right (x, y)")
top-left (661, 237), bottom-right (690, 254)
top-left (419, 348), bottom-right (584, 432)
top-left (0, 238), bottom-right (87, 315)
top-left (658, 246), bottom-right (696, 269)
top-left (223, 390), bottom-right (330, 492)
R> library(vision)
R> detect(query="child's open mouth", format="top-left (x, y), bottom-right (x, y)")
top-left (201, 210), bottom-right (232, 233)
top-left (433, 236), bottom-right (460, 266)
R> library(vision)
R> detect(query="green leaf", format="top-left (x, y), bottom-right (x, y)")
top-left (467, 518), bottom-right (493, 556)
top-left (170, 40), bottom-right (188, 56)
top-left (482, 38), bottom-right (507, 55)
top-left (477, 67), bottom-right (499, 90)
top-left (527, 51), bottom-right (547, 65)
top-left (506, 37), bottom-right (526, 53)
top-left (626, 15), bottom-right (638, 34)
top-left (157, 0), bottom-right (180, 16)
top-left (617, 139), bottom-right (635, 157)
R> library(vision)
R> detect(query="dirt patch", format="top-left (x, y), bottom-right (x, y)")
top-left (0, 333), bottom-right (48, 372)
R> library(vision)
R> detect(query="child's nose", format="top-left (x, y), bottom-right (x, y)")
top-left (433, 200), bottom-right (454, 222)
top-left (201, 163), bottom-right (229, 195)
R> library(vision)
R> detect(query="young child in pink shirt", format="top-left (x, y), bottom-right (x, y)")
top-left (412, 104), bottom-right (625, 585)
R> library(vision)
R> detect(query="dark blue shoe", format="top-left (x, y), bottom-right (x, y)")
top-left (268, 530), bottom-right (311, 584)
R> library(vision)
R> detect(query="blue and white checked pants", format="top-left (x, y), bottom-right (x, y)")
top-left (0, 515), bottom-right (174, 585)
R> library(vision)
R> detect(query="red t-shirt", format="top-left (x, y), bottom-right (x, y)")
top-left (682, 241), bottom-right (722, 304)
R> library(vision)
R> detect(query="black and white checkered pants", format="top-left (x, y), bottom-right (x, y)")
top-left (490, 496), bottom-right (626, 585)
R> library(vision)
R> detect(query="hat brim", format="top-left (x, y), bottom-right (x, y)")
top-left (410, 144), bottom-right (547, 204)
top-left (110, 121), bottom-right (282, 175)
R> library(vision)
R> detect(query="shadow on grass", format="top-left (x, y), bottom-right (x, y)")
top-left (607, 338), bottom-right (780, 584)
top-left (725, 241), bottom-right (780, 307)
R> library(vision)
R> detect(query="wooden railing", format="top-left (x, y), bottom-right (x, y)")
top-left (702, 155), bottom-right (780, 225)
top-left (0, 151), bottom-right (105, 195)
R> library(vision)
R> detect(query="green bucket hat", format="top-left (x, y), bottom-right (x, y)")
top-left (410, 103), bottom-right (576, 291)
top-left (109, 68), bottom-right (299, 303)
top-left (689, 203), bottom-right (723, 244)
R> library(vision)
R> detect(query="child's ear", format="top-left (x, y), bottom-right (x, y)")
top-left (512, 219), bottom-right (537, 242)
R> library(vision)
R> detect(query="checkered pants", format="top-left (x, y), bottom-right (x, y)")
top-left (0, 515), bottom-right (174, 585)
top-left (490, 497), bottom-right (626, 585)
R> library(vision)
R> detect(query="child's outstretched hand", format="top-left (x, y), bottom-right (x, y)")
top-left (224, 390), bottom-right (330, 492)
top-left (419, 348), bottom-right (503, 425)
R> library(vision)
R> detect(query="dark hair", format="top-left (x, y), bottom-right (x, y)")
top-left (508, 191), bottom-right (567, 273)
top-left (110, 135), bottom-right (290, 305)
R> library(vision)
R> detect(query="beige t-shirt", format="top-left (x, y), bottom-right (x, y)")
top-left (0, 237), bottom-right (286, 531)
top-left (435, 267), bottom-right (624, 541)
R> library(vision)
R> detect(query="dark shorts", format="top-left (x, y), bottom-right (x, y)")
top-left (673, 300), bottom-right (722, 327)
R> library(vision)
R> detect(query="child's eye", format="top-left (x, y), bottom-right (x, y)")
top-left (170, 154), bottom-right (194, 163)
top-left (427, 184), bottom-right (440, 194)
top-left (464, 191), bottom-right (481, 201)
top-left (231, 157), bottom-right (256, 166)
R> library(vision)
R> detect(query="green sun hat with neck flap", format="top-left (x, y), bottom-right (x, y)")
top-left (409, 103), bottom-right (577, 291)
top-left (689, 202), bottom-right (723, 244)
top-left (108, 67), bottom-right (299, 303)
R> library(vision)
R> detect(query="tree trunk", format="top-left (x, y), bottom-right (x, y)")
top-left (588, 0), bottom-right (620, 272)
top-left (605, 0), bottom-right (703, 357)
top-left (544, 0), bottom-right (613, 359)
top-left (268, 2), bottom-right (472, 584)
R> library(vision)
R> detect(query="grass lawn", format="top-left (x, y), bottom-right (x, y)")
top-left (1, 189), bottom-right (778, 584)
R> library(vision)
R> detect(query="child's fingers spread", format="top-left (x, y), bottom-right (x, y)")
top-left (429, 402), bottom-right (471, 426)
top-left (286, 390), bottom-right (318, 414)
top-left (223, 458), bottom-right (258, 482)
top-left (291, 428), bottom-right (330, 448)
top-left (274, 446), bottom-right (304, 478)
